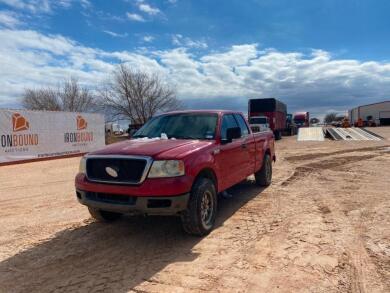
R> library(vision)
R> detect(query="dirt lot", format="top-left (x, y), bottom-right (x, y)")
top-left (1, 128), bottom-right (390, 293)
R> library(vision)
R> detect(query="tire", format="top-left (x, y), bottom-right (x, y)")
top-left (181, 178), bottom-right (217, 236)
top-left (255, 154), bottom-right (272, 187)
top-left (88, 207), bottom-right (122, 222)
top-left (274, 130), bottom-right (282, 140)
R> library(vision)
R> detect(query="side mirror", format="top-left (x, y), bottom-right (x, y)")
top-left (224, 127), bottom-right (241, 143)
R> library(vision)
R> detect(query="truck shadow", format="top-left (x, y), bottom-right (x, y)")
top-left (0, 181), bottom-right (267, 292)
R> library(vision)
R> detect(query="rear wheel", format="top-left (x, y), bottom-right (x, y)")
top-left (274, 130), bottom-right (282, 140)
top-left (88, 207), bottom-right (122, 222)
top-left (255, 154), bottom-right (272, 186)
top-left (181, 178), bottom-right (217, 236)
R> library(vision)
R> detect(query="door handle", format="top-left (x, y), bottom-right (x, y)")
top-left (241, 143), bottom-right (247, 149)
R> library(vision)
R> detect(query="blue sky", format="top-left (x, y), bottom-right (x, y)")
top-left (1, 0), bottom-right (390, 118)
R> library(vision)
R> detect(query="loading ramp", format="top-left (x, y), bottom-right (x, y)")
top-left (297, 127), bottom-right (325, 141)
top-left (326, 128), bottom-right (382, 141)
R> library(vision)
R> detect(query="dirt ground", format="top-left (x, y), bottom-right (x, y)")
top-left (1, 128), bottom-right (390, 293)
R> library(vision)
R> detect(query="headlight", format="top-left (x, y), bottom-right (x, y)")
top-left (79, 157), bottom-right (87, 174)
top-left (148, 160), bottom-right (185, 178)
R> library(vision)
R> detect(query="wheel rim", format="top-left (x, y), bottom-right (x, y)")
top-left (201, 190), bottom-right (214, 228)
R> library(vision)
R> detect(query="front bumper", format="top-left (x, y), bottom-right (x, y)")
top-left (75, 173), bottom-right (193, 197)
top-left (76, 189), bottom-right (190, 215)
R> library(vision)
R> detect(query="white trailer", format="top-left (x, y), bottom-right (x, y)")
top-left (105, 122), bottom-right (124, 135)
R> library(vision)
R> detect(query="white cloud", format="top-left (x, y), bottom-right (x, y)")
top-left (103, 30), bottom-right (128, 38)
top-left (0, 0), bottom-right (90, 14)
top-left (142, 35), bottom-right (154, 42)
top-left (171, 34), bottom-right (182, 46)
top-left (1, 28), bottom-right (390, 117)
top-left (0, 11), bottom-right (22, 28)
top-left (0, 0), bottom-right (53, 13)
top-left (172, 34), bottom-right (208, 49)
top-left (138, 3), bottom-right (160, 15)
top-left (126, 12), bottom-right (145, 22)
top-left (80, 0), bottom-right (91, 9)
top-left (57, 0), bottom-right (72, 8)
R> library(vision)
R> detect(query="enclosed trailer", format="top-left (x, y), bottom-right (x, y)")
top-left (248, 98), bottom-right (287, 139)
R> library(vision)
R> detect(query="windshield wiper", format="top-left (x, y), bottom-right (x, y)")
top-left (132, 135), bottom-right (148, 138)
top-left (171, 135), bottom-right (197, 140)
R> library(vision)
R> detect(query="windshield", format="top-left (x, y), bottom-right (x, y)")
top-left (249, 117), bottom-right (268, 124)
top-left (133, 113), bottom-right (218, 140)
top-left (294, 118), bottom-right (306, 124)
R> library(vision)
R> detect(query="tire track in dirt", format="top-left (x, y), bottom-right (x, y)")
top-left (285, 146), bottom-right (390, 163)
top-left (281, 154), bottom-right (379, 187)
top-left (315, 193), bottom-right (385, 293)
top-left (300, 160), bottom-right (389, 293)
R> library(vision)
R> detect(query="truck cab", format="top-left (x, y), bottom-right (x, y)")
top-left (293, 112), bottom-right (310, 128)
top-left (249, 116), bottom-right (270, 133)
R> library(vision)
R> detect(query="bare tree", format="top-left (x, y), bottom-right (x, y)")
top-left (324, 112), bottom-right (338, 124)
top-left (22, 78), bottom-right (95, 112)
top-left (59, 78), bottom-right (95, 112)
top-left (100, 64), bottom-right (181, 124)
top-left (310, 117), bottom-right (320, 124)
top-left (23, 88), bottom-right (61, 111)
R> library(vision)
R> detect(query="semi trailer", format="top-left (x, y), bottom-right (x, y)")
top-left (248, 98), bottom-right (287, 140)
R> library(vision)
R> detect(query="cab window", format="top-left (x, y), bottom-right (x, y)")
top-left (220, 114), bottom-right (239, 140)
top-left (234, 114), bottom-right (249, 136)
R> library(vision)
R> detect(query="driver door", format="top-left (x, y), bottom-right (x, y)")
top-left (216, 114), bottom-right (249, 191)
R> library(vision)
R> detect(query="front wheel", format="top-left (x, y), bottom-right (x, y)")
top-left (181, 178), bottom-right (217, 236)
top-left (88, 207), bottom-right (122, 222)
top-left (255, 154), bottom-right (272, 186)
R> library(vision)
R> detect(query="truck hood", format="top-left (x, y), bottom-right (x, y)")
top-left (89, 138), bottom-right (214, 159)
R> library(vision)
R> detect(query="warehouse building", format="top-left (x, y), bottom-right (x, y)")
top-left (349, 100), bottom-right (390, 126)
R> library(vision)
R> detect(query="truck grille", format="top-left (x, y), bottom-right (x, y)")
top-left (86, 156), bottom-right (150, 184)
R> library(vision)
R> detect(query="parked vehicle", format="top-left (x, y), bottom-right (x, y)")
top-left (105, 123), bottom-right (124, 136)
top-left (127, 123), bottom-right (143, 138)
top-left (284, 113), bottom-right (297, 136)
top-left (248, 116), bottom-right (270, 133)
top-left (293, 112), bottom-right (310, 127)
top-left (76, 110), bottom-right (276, 236)
top-left (248, 98), bottom-right (287, 140)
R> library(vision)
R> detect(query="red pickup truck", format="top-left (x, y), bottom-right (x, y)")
top-left (75, 110), bottom-right (275, 236)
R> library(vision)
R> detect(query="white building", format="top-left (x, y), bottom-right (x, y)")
top-left (349, 101), bottom-right (390, 126)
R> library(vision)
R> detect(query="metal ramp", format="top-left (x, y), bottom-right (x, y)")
top-left (326, 128), bottom-right (343, 140)
top-left (361, 128), bottom-right (385, 140)
top-left (326, 128), bottom-right (382, 141)
top-left (297, 127), bottom-right (325, 141)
